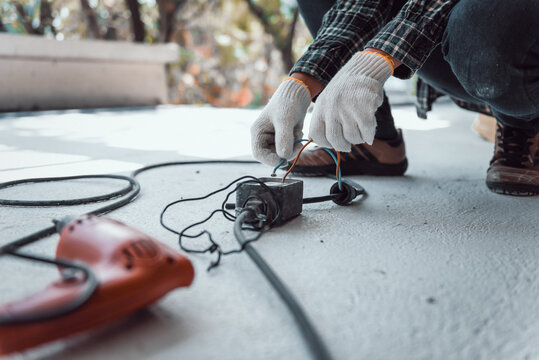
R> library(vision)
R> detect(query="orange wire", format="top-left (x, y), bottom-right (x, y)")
top-left (336, 151), bottom-right (341, 180)
top-left (282, 139), bottom-right (313, 183)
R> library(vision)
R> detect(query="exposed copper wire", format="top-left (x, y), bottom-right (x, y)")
top-left (282, 139), bottom-right (313, 183)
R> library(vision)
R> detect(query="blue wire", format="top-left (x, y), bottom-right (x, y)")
top-left (271, 139), bottom-right (342, 190)
top-left (271, 139), bottom-right (309, 175)
top-left (272, 159), bottom-right (286, 175)
top-left (320, 148), bottom-right (342, 191)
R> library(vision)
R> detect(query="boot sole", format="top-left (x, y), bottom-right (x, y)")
top-left (486, 181), bottom-right (539, 196)
top-left (289, 158), bottom-right (408, 177)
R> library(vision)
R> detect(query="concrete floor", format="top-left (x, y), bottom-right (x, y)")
top-left (0, 103), bottom-right (537, 360)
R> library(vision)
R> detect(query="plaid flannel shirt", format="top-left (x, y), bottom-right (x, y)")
top-left (291, 0), bottom-right (492, 119)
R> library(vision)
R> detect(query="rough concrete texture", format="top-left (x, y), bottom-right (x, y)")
top-left (0, 103), bottom-right (537, 360)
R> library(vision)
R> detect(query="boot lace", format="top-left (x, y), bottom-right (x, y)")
top-left (496, 126), bottom-right (534, 168)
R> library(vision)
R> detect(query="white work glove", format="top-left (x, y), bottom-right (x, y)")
top-left (251, 79), bottom-right (311, 166)
top-left (309, 52), bottom-right (393, 152)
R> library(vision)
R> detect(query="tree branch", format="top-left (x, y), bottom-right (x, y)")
top-left (285, 7), bottom-right (299, 51)
top-left (244, 1), bottom-right (299, 71)
top-left (40, 0), bottom-right (57, 35)
top-left (244, 0), bottom-right (273, 36)
top-left (281, 7), bottom-right (299, 70)
top-left (125, 0), bottom-right (145, 42)
top-left (14, 2), bottom-right (36, 34)
top-left (80, 0), bottom-right (102, 39)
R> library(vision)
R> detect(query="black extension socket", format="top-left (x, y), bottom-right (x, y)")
top-left (235, 177), bottom-right (303, 226)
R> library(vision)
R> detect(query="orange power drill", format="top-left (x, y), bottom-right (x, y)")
top-left (0, 215), bottom-right (194, 356)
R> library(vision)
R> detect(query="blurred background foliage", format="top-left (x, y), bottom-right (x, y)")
top-left (0, 0), bottom-right (312, 107)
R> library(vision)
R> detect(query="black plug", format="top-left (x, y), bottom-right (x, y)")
top-left (330, 179), bottom-right (366, 206)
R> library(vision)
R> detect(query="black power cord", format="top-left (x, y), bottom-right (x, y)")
top-left (0, 161), bottom-right (260, 255)
top-left (0, 173), bottom-right (141, 324)
top-left (235, 210), bottom-right (333, 360)
top-left (0, 161), bottom-right (257, 322)
top-left (159, 175), bottom-right (277, 270)
top-left (0, 174), bottom-right (140, 255)
top-left (0, 250), bottom-right (98, 325)
top-left (160, 175), bottom-right (363, 360)
top-left (0, 160), bottom-right (359, 358)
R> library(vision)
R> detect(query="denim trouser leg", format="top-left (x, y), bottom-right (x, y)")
top-left (419, 0), bottom-right (539, 131)
top-left (296, 0), bottom-right (335, 37)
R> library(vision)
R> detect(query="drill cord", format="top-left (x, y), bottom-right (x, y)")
top-left (0, 250), bottom-right (98, 325)
top-left (0, 159), bottom-right (344, 357)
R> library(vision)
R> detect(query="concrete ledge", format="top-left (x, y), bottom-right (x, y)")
top-left (0, 34), bottom-right (179, 112)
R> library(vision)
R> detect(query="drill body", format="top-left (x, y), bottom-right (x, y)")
top-left (0, 215), bottom-right (194, 355)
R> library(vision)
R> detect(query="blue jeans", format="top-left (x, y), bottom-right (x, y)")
top-left (297, 0), bottom-right (539, 131)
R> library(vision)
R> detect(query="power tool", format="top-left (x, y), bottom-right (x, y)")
top-left (0, 215), bottom-right (194, 356)
top-left (0, 158), bottom-right (366, 360)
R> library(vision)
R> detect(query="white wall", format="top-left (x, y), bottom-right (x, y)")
top-left (0, 34), bottom-right (179, 112)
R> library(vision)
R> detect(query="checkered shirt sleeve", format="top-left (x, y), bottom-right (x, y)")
top-left (291, 0), bottom-right (490, 119)
top-left (290, 0), bottom-right (396, 85)
top-left (292, 0), bottom-right (459, 83)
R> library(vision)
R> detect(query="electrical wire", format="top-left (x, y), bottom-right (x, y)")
top-left (0, 161), bottom-right (255, 321)
top-left (302, 193), bottom-right (343, 204)
top-left (272, 159), bottom-right (286, 177)
top-left (336, 152), bottom-right (341, 185)
top-left (282, 139), bottom-right (313, 183)
top-left (272, 139), bottom-right (342, 190)
top-left (0, 175), bottom-right (135, 207)
top-left (0, 161), bottom-right (259, 255)
top-left (319, 148), bottom-right (342, 191)
top-left (234, 211), bottom-right (333, 360)
top-left (271, 139), bottom-right (307, 176)
top-left (0, 159), bottom-right (346, 357)
top-left (159, 175), bottom-right (278, 270)
top-left (0, 250), bottom-right (98, 325)
top-left (0, 174), bottom-right (140, 255)
top-left (0, 173), bottom-right (140, 324)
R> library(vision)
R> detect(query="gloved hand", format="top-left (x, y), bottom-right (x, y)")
top-left (251, 78), bottom-right (312, 166)
top-left (309, 51), bottom-right (393, 152)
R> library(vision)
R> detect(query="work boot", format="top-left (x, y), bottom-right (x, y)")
top-left (288, 129), bottom-right (408, 176)
top-left (486, 124), bottom-right (539, 196)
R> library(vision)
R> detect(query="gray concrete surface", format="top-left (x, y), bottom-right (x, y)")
top-left (0, 103), bottom-right (537, 360)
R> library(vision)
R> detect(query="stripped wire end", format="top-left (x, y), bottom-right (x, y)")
top-left (271, 159), bottom-right (286, 177)
top-left (271, 139), bottom-right (310, 178)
